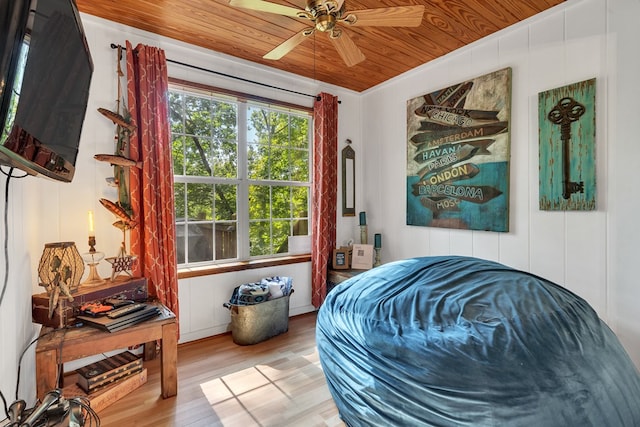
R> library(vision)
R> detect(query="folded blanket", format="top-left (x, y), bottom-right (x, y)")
top-left (227, 276), bottom-right (293, 305)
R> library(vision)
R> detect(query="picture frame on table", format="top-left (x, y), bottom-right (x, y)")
top-left (332, 247), bottom-right (350, 270)
top-left (351, 244), bottom-right (374, 270)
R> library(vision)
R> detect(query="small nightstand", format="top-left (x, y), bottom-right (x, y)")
top-left (327, 269), bottom-right (365, 293)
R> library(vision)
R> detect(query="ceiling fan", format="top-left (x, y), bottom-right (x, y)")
top-left (229, 0), bottom-right (425, 67)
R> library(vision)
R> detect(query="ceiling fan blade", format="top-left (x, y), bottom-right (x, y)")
top-left (264, 29), bottom-right (314, 60)
top-left (344, 5), bottom-right (425, 27)
top-left (330, 31), bottom-right (366, 67)
top-left (229, 0), bottom-right (302, 17)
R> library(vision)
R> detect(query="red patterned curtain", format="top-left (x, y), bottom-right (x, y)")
top-left (125, 41), bottom-right (179, 324)
top-left (311, 93), bottom-right (338, 308)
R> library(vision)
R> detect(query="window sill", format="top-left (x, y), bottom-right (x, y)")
top-left (177, 254), bottom-right (312, 279)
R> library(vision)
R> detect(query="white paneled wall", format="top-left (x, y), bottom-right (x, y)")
top-left (0, 177), bottom-right (39, 406)
top-left (356, 0), bottom-right (640, 367)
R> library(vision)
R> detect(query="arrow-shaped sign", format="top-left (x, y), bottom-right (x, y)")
top-left (420, 197), bottom-right (461, 212)
top-left (412, 183), bottom-right (503, 203)
top-left (426, 81), bottom-right (474, 107)
top-left (414, 105), bottom-right (500, 121)
top-left (413, 139), bottom-right (495, 164)
top-left (417, 144), bottom-right (478, 179)
top-left (410, 122), bottom-right (508, 148)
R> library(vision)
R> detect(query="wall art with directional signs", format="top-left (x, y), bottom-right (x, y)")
top-left (406, 67), bottom-right (512, 232)
top-left (538, 78), bottom-right (596, 211)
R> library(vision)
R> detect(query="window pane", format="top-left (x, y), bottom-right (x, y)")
top-left (293, 217), bottom-right (308, 236)
top-left (211, 101), bottom-right (237, 178)
top-left (292, 186), bottom-right (309, 235)
top-left (247, 105), bottom-right (264, 144)
top-left (215, 184), bottom-right (237, 221)
top-left (172, 135), bottom-right (186, 175)
top-left (270, 147), bottom-right (289, 180)
top-left (290, 148), bottom-right (309, 182)
top-left (250, 220), bottom-right (270, 256)
top-left (292, 187), bottom-right (308, 216)
top-left (176, 224), bottom-right (186, 264)
top-left (212, 138), bottom-right (237, 178)
top-left (169, 92), bottom-right (184, 133)
top-left (184, 135), bottom-right (213, 177)
top-left (290, 115), bottom-right (309, 148)
top-left (184, 95), bottom-right (212, 137)
top-left (269, 111), bottom-right (289, 147)
top-left (272, 186), bottom-right (290, 219)
top-left (215, 222), bottom-right (237, 260)
top-left (174, 182), bottom-right (186, 219)
top-left (248, 142), bottom-right (268, 180)
top-left (188, 223), bottom-right (213, 263)
top-left (273, 220), bottom-right (290, 254)
top-left (187, 183), bottom-right (213, 220)
top-left (249, 185), bottom-right (270, 220)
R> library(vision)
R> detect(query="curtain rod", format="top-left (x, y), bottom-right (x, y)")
top-left (110, 43), bottom-right (322, 101)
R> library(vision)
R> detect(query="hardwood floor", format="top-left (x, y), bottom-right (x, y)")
top-left (97, 312), bottom-right (345, 426)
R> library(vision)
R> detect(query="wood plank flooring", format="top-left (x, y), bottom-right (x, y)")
top-left (97, 312), bottom-right (345, 426)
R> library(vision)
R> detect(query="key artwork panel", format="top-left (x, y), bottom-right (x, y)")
top-left (538, 78), bottom-right (596, 211)
top-left (406, 68), bottom-right (512, 232)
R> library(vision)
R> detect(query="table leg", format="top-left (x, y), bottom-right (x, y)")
top-left (160, 322), bottom-right (178, 398)
top-left (143, 341), bottom-right (157, 361)
top-left (35, 349), bottom-right (58, 400)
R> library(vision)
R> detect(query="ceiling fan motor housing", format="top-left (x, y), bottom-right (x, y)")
top-left (304, 0), bottom-right (345, 32)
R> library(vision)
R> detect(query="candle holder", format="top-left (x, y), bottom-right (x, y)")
top-left (360, 225), bottom-right (368, 245)
top-left (81, 237), bottom-right (105, 287)
top-left (374, 247), bottom-right (382, 267)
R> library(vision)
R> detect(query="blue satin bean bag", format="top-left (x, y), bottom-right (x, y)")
top-left (317, 256), bottom-right (640, 426)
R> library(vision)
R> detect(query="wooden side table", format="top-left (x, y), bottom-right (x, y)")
top-left (327, 269), bottom-right (365, 293)
top-left (35, 302), bottom-right (177, 400)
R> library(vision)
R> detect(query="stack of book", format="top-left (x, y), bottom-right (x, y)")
top-left (76, 303), bottom-right (161, 332)
top-left (76, 351), bottom-right (143, 394)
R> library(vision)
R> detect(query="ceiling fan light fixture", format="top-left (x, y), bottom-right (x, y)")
top-left (296, 10), bottom-right (313, 20)
top-left (341, 13), bottom-right (357, 26)
top-left (329, 27), bottom-right (342, 39)
top-left (320, 0), bottom-right (342, 14)
top-left (315, 14), bottom-right (336, 32)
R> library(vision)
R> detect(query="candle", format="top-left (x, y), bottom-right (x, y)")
top-left (88, 210), bottom-right (95, 237)
top-left (374, 233), bottom-right (382, 249)
top-left (359, 211), bottom-right (366, 226)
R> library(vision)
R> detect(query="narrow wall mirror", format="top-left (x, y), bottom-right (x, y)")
top-left (342, 144), bottom-right (355, 217)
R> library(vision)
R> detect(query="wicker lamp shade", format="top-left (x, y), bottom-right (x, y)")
top-left (38, 242), bottom-right (85, 294)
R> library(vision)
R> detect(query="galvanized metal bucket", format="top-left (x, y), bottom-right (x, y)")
top-left (224, 290), bottom-right (293, 345)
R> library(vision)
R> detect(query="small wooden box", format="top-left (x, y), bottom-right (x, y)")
top-left (77, 351), bottom-right (143, 393)
top-left (63, 368), bottom-right (148, 412)
top-left (32, 277), bottom-right (148, 328)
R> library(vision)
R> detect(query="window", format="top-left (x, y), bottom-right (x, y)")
top-left (169, 83), bottom-right (312, 266)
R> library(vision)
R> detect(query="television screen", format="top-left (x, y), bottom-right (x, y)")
top-left (0, 0), bottom-right (93, 182)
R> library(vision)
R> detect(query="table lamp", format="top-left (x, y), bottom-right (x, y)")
top-left (37, 242), bottom-right (85, 318)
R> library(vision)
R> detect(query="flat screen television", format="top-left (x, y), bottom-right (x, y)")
top-left (0, 0), bottom-right (93, 182)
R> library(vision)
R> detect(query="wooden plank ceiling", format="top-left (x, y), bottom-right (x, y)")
top-left (76, 0), bottom-right (565, 93)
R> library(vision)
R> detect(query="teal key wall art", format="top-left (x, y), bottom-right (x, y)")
top-left (538, 78), bottom-right (596, 211)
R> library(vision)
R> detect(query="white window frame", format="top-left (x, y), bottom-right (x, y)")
top-left (170, 82), bottom-right (313, 268)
